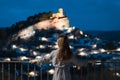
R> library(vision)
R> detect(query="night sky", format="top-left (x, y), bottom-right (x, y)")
top-left (0, 0), bottom-right (120, 31)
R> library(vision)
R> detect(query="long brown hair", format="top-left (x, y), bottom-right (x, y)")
top-left (57, 34), bottom-right (73, 61)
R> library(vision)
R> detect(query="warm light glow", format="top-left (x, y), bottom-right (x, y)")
top-left (19, 26), bottom-right (35, 39)
top-left (48, 69), bottom-right (55, 75)
top-left (68, 35), bottom-right (74, 39)
top-left (67, 27), bottom-right (73, 33)
top-left (78, 52), bottom-right (87, 56)
top-left (49, 64), bottom-right (52, 66)
top-left (79, 30), bottom-right (83, 35)
top-left (44, 54), bottom-right (50, 58)
top-left (33, 51), bottom-right (38, 56)
top-left (95, 60), bottom-right (101, 65)
top-left (85, 34), bottom-right (88, 37)
top-left (41, 37), bottom-right (48, 41)
top-left (107, 52), bottom-right (110, 54)
top-left (19, 48), bottom-right (28, 51)
top-left (116, 47), bottom-right (120, 51)
top-left (20, 56), bottom-right (29, 61)
top-left (35, 56), bottom-right (42, 59)
top-left (4, 58), bottom-right (11, 61)
top-left (69, 45), bottom-right (74, 49)
top-left (99, 48), bottom-right (106, 52)
top-left (52, 18), bottom-right (69, 30)
top-left (73, 65), bottom-right (77, 68)
top-left (91, 50), bottom-right (99, 54)
top-left (72, 26), bottom-right (75, 30)
top-left (78, 48), bottom-right (85, 51)
top-left (39, 45), bottom-right (46, 49)
top-left (12, 45), bottom-right (17, 49)
top-left (92, 44), bottom-right (97, 48)
top-left (116, 72), bottom-right (120, 77)
top-left (28, 71), bottom-right (37, 77)
top-left (54, 45), bottom-right (58, 48)
top-left (51, 8), bottom-right (64, 18)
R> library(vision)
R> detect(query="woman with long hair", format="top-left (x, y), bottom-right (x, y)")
top-left (30, 34), bottom-right (88, 80)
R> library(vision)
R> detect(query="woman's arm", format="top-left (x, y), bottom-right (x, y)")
top-left (29, 50), bottom-right (55, 64)
top-left (29, 59), bottom-right (37, 63)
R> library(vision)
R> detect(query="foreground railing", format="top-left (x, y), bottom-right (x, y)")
top-left (0, 61), bottom-right (42, 80)
top-left (0, 61), bottom-right (120, 80)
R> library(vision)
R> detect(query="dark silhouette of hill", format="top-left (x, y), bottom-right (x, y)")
top-left (6, 12), bottom-right (53, 35)
top-left (0, 12), bottom-right (52, 38)
top-left (0, 12), bottom-right (53, 40)
top-left (85, 30), bottom-right (120, 41)
top-left (0, 12), bottom-right (53, 48)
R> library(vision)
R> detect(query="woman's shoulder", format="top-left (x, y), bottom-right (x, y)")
top-left (50, 49), bottom-right (58, 56)
top-left (51, 49), bottom-right (58, 53)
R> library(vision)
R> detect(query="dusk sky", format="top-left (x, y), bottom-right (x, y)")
top-left (0, 0), bottom-right (120, 31)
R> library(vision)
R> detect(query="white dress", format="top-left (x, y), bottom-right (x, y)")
top-left (37, 49), bottom-right (87, 80)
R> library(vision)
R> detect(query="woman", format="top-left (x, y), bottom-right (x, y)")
top-left (30, 34), bottom-right (88, 80)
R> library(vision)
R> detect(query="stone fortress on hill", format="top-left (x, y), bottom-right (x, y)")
top-left (18, 8), bottom-right (69, 39)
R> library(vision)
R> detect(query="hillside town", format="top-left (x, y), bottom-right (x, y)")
top-left (0, 8), bottom-right (120, 80)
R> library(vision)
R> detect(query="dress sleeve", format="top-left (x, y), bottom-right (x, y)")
top-left (71, 56), bottom-right (88, 67)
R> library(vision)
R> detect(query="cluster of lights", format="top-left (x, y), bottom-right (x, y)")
top-left (72, 65), bottom-right (81, 70)
top-left (91, 48), bottom-right (110, 54)
top-left (73, 65), bottom-right (77, 68)
top-left (9, 21), bottom-right (120, 78)
top-left (12, 44), bottom-right (28, 52)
